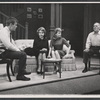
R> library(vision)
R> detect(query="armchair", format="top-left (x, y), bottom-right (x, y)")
top-left (0, 47), bottom-right (14, 82)
top-left (88, 54), bottom-right (100, 73)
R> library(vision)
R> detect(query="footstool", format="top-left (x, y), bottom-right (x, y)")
top-left (61, 50), bottom-right (77, 71)
top-left (41, 59), bottom-right (62, 79)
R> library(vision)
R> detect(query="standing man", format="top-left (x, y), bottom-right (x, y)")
top-left (83, 22), bottom-right (100, 73)
top-left (0, 17), bottom-right (31, 81)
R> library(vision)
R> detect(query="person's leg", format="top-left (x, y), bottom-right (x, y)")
top-left (36, 53), bottom-right (42, 74)
top-left (83, 48), bottom-right (93, 73)
top-left (63, 44), bottom-right (71, 58)
top-left (53, 50), bottom-right (62, 73)
top-left (55, 50), bottom-right (61, 59)
top-left (42, 53), bottom-right (46, 60)
top-left (51, 50), bottom-right (56, 59)
top-left (24, 47), bottom-right (34, 56)
top-left (3, 50), bottom-right (31, 81)
top-left (82, 51), bottom-right (89, 72)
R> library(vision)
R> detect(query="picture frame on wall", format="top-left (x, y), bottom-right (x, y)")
top-left (27, 14), bottom-right (32, 18)
top-left (38, 14), bottom-right (43, 18)
top-left (27, 7), bottom-right (32, 12)
top-left (38, 8), bottom-right (43, 12)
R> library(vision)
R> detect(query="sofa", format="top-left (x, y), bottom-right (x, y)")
top-left (14, 39), bottom-right (76, 73)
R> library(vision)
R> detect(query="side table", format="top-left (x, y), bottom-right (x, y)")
top-left (41, 58), bottom-right (62, 79)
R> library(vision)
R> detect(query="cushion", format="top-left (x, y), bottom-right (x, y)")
top-left (15, 39), bottom-right (34, 49)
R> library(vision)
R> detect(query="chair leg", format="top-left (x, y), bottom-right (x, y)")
top-left (99, 59), bottom-right (100, 74)
top-left (6, 62), bottom-right (12, 82)
top-left (88, 59), bottom-right (91, 70)
top-left (10, 61), bottom-right (14, 76)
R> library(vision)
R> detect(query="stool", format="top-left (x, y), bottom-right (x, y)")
top-left (41, 59), bottom-right (62, 79)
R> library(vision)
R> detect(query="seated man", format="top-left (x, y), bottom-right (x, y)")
top-left (0, 17), bottom-right (31, 81)
top-left (83, 22), bottom-right (100, 73)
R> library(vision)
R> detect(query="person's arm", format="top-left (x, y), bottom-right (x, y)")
top-left (62, 38), bottom-right (71, 55)
top-left (33, 39), bottom-right (40, 51)
top-left (47, 40), bottom-right (53, 58)
top-left (0, 32), bottom-right (20, 51)
top-left (85, 34), bottom-right (91, 49)
top-left (84, 33), bottom-right (91, 52)
top-left (62, 38), bottom-right (70, 47)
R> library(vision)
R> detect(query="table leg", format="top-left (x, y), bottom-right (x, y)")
top-left (43, 63), bottom-right (45, 79)
top-left (59, 62), bottom-right (61, 78)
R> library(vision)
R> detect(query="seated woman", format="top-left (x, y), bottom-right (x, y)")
top-left (24, 27), bottom-right (49, 74)
top-left (48, 28), bottom-right (71, 72)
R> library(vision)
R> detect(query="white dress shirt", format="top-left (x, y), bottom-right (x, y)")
top-left (0, 26), bottom-right (20, 54)
top-left (86, 31), bottom-right (100, 49)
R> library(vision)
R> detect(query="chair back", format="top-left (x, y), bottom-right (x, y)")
top-left (0, 23), bottom-right (3, 30)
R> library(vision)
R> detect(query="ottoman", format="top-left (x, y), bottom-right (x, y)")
top-left (61, 50), bottom-right (77, 71)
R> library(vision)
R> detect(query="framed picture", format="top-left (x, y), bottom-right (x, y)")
top-left (27, 14), bottom-right (32, 18)
top-left (38, 8), bottom-right (43, 12)
top-left (38, 14), bottom-right (43, 19)
top-left (33, 10), bottom-right (37, 15)
top-left (27, 7), bottom-right (32, 12)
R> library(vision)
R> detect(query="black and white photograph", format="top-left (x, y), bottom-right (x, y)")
top-left (0, 1), bottom-right (100, 96)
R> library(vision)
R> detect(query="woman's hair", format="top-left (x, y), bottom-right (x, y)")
top-left (36, 27), bottom-right (46, 38)
top-left (37, 27), bottom-right (46, 34)
top-left (6, 17), bottom-right (18, 26)
top-left (52, 28), bottom-right (62, 40)
top-left (54, 28), bottom-right (62, 34)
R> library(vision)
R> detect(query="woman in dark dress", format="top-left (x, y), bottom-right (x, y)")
top-left (24, 27), bottom-right (49, 74)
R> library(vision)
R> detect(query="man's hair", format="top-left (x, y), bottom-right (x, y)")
top-left (6, 17), bottom-right (18, 26)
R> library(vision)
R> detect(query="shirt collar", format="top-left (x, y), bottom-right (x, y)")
top-left (5, 26), bottom-right (10, 33)
top-left (93, 31), bottom-right (100, 35)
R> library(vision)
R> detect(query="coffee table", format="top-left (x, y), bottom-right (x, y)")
top-left (41, 58), bottom-right (62, 79)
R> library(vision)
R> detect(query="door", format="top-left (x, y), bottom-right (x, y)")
top-left (62, 4), bottom-right (84, 56)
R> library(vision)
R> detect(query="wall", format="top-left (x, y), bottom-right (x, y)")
top-left (62, 4), bottom-right (84, 56)
top-left (24, 4), bottom-right (51, 39)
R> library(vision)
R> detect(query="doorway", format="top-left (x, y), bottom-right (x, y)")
top-left (62, 4), bottom-right (84, 57)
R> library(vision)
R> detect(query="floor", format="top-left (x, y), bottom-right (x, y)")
top-left (0, 57), bottom-right (100, 96)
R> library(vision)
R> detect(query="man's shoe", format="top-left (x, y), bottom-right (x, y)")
top-left (23, 70), bottom-right (31, 75)
top-left (82, 68), bottom-right (88, 73)
top-left (16, 75), bottom-right (30, 81)
top-left (37, 71), bottom-right (41, 74)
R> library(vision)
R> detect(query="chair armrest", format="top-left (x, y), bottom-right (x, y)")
top-left (0, 47), bottom-right (6, 50)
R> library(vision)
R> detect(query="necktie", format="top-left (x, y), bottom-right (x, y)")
top-left (10, 33), bottom-right (12, 43)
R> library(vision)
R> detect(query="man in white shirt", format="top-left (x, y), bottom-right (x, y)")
top-left (0, 17), bottom-right (31, 81)
top-left (83, 22), bottom-right (100, 73)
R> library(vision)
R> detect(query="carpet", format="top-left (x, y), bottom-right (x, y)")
top-left (0, 57), bottom-right (99, 92)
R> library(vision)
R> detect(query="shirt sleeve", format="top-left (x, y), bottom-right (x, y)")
top-left (33, 39), bottom-right (39, 51)
top-left (86, 33), bottom-right (91, 49)
top-left (0, 31), bottom-right (20, 51)
top-left (62, 38), bottom-right (70, 47)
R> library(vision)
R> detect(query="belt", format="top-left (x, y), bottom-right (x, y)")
top-left (91, 46), bottom-right (100, 47)
top-left (91, 46), bottom-right (100, 49)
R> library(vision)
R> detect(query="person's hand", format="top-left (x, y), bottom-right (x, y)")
top-left (47, 55), bottom-right (51, 59)
top-left (84, 48), bottom-right (90, 52)
top-left (42, 48), bottom-right (47, 51)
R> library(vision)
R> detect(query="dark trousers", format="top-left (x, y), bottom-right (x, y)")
top-left (24, 47), bottom-right (47, 71)
top-left (24, 47), bottom-right (39, 71)
top-left (2, 50), bottom-right (27, 76)
top-left (83, 46), bottom-right (100, 65)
